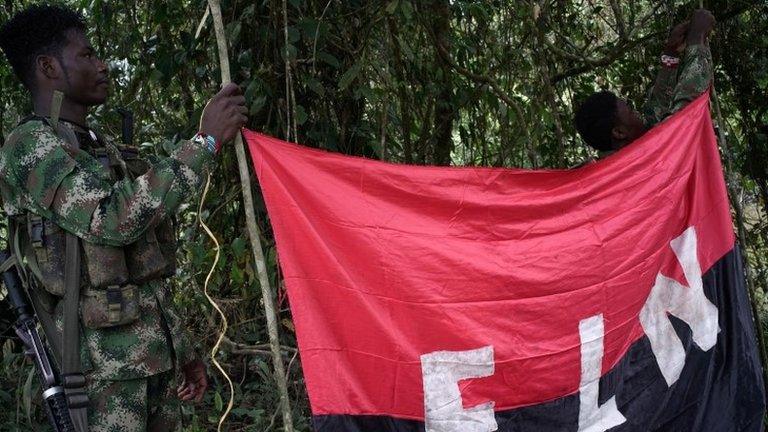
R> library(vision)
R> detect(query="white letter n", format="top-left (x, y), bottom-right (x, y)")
top-left (639, 226), bottom-right (719, 386)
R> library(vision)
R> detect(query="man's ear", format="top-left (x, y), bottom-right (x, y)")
top-left (611, 124), bottom-right (627, 141)
top-left (35, 55), bottom-right (61, 80)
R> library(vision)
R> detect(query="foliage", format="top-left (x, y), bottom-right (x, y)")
top-left (1, 0), bottom-right (767, 430)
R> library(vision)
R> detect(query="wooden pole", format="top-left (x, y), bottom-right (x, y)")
top-left (206, 1), bottom-right (296, 430)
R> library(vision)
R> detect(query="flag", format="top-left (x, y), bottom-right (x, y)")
top-left (244, 92), bottom-right (765, 432)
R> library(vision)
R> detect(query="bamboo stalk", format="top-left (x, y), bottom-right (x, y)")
top-left (206, 1), bottom-right (296, 430)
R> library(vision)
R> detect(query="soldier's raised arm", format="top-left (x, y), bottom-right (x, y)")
top-left (667, 10), bottom-right (715, 115)
top-left (642, 21), bottom-right (689, 125)
top-left (0, 83), bottom-right (246, 247)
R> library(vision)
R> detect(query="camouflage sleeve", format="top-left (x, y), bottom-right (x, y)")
top-left (155, 281), bottom-right (200, 367)
top-left (2, 121), bottom-right (214, 246)
top-left (642, 44), bottom-right (713, 126)
top-left (667, 44), bottom-right (713, 115)
top-left (641, 64), bottom-right (678, 126)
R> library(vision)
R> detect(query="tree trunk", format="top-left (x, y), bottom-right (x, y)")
top-left (427, 0), bottom-right (455, 166)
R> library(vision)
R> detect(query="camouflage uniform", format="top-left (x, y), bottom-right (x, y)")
top-left (0, 118), bottom-right (213, 431)
top-left (642, 43), bottom-right (714, 126)
top-left (590, 44), bottom-right (713, 161)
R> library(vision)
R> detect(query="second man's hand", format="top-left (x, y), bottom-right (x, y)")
top-left (199, 82), bottom-right (248, 146)
top-left (664, 21), bottom-right (689, 56)
top-left (177, 359), bottom-right (208, 403)
top-left (687, 9), bottom-right (715, 46)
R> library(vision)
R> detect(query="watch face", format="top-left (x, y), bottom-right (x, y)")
top-left (192, 134), bottom-right (215, 153)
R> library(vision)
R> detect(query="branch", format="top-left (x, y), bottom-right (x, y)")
top-left (432, 39), bottom-right (520, 110)
top-left (551, 31), bottom-right (660, 83)
top-left (221, 335), bottom-right (297, 356)
top-left (551, 2), bottom-right (758, 83)
top-left (609, 0), bottom-right (627, 38)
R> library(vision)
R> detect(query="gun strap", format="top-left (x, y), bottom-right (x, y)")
top-left (8, 219), bottom-right (62, 360)
top-left (62, 232), bottom-right (89, 432)
top-left (50, 90), bottom-right (63, 129)
top-left (0, 254), bottom-right (15, 273)
top-left (51, 88), bottom-right (88, 432)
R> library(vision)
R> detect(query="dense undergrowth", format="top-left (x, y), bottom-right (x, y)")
top-left (1, 0), bottom-right (767, 430)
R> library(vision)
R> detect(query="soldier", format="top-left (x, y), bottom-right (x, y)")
top-left (0, 4), bottom-right (246, 431)
top-left (574, 9), bottom-right (716, 157)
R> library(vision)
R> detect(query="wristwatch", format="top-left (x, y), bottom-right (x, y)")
top-left (192, 132), bottom-right (218, 154)
top-left (661, 54), bottom-right (680, 68)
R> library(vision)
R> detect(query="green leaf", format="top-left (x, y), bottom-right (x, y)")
top-left (295, 105), bottom-right (308, 125)
top-left (288, 26), bottom-right (301, 43)
top-left (281, 44), bottom-right (298, 62)
top-left (386, 0), bottom-right (399, 14)
top-left (214, 391), bottom-right (223, 412)
top-left (231, 237), bottom-right (247, 258)
top-left (339, 64), bottom-right (361, 90)
top-left (23, 367), bottom-right (35, 423)
top-left (401, 0), bottom-right (413, 19)
top-left (244, 79), bottom-right (260, 102)
top-left (237, 49), bottom-right (253, 68)
top-left (230, 264), bottom-right (244, 285)
top-left (298, 18), bottom-right (321, 39)
top-left (316, 52), bottom-right (341, 69)
top-left (254, 359), bottom-right (272, 380)
top-left (307, 78), bottom-right (326, 96)
top-left (250, 96), bottom-right (267, 115)
top-left (228, 22), bottom-right (242, 43)
top-left (148, 69), bottom-right (163, 83)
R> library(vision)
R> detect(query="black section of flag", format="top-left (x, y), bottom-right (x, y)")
top-left (312, 247), bottom-right (766, 432)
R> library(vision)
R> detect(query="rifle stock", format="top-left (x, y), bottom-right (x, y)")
top-left (1, 250), bottom-right (77, 432)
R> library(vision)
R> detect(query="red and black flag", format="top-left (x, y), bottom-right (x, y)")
top-left (245, 93), bottom-right (765, 431)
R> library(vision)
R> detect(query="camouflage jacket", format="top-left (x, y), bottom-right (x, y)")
top-left (0, 119), bottom-right (213, 380)
top-left (641, 44), bottom-right (714, 127)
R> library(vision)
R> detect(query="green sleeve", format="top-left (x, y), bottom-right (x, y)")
top-left (0, 121), bottom-right (214, 246)
top-left (667, 44), bottom-right (713, 115)
top-left (642, 44), bottom-right (713, 126)
top-left (642, 64), bottom-right (679, 126)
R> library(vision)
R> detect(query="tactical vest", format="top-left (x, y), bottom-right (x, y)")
top-left (15, 117), bottom-right (178, 329)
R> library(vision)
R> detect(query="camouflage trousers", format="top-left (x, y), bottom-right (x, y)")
top-left (86, 368), bottom-right (181, 432)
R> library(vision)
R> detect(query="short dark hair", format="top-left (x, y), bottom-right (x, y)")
top-left (0, 3), bottom-right (86, 90)
top-left (574, 91), bottom-right (618, 152)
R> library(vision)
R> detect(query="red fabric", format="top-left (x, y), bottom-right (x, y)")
top-left (244, 92), bottom-right (734, 420)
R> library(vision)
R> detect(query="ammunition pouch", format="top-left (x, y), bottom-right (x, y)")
top-left (81, 241), bottom-right (129, 289)
top-left (125, 229), bottom-right (166, 283)
top-left (80, 284), bottom-right (140, 329)
top-left (13, 118), bottom-right (179, 336)
top-left (27, 214), bottom-right (67, 297)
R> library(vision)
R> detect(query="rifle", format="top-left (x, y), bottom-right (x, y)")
top-left (117, 108), bottom-right (134, 146)
top-left (0, 250), bottom-right (76, 431)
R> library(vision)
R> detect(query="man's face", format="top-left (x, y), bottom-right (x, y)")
top-left (613, 99), bottom-right (648, 150)
top-left (59, 29), bottom-right (109, 106)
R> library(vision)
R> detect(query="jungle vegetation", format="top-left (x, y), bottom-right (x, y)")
top-left (1, 0), bottom-right (767, 430)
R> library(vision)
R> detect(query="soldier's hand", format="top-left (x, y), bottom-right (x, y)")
top-left (687, 9), bottom-right (715, 45)
top-left (177, 359), bottom-right (208, 403)
top-left (200, 82), bottom-right (248, 146)
top-left (664, 21), bottom-right (689, 55)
